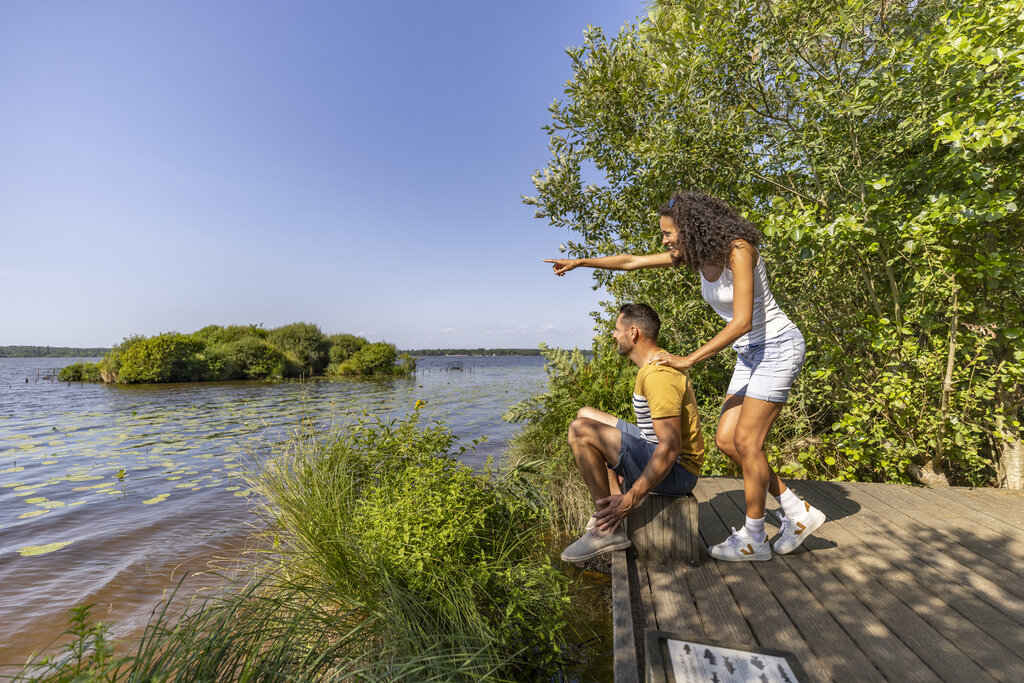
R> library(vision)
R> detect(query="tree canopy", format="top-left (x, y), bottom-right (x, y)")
top-left (529, 0), bottom-right (1024, 486)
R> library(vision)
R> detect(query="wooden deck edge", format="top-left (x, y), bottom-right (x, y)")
top-left (611, 550), bottom-right (640, 683)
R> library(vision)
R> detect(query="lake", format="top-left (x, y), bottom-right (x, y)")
top-left (0, 355), bottom-right (567, 672)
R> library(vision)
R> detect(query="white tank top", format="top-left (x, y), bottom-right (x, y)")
top-left (700, 253), bottom-right (796, 347)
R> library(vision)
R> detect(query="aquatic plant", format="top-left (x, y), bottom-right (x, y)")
top-left (15, 409), bottom-right (569, 681)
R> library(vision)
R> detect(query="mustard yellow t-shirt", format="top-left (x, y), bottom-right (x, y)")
top-left (633, 360), bottom-right (705, 476)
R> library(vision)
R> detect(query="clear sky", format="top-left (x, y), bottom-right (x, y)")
top-left (1, 1), bottom-right (649, 350)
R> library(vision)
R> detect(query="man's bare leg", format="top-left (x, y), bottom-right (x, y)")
top-left (561, 410), bottom-right (632, 561)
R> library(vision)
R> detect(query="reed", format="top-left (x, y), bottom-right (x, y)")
top-left (14, 409), bottom-right (569, 682)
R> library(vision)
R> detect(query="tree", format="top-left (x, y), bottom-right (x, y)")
top-left (529, 0), bottom-right (1024, 486)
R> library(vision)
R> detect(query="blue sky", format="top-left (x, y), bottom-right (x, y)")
top-left (1, 1), bottom-right (649, 349)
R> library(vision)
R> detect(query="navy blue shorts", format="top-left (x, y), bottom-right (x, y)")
top-left (612, 419), bottom-right (698, 496)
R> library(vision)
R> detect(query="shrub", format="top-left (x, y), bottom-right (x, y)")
top-left (98, 335), bottom-right (144, 383)
top-left (204, 338), bottom-right (297, 380)
top-left (267, 323), bottom-right (330, 375)
top-left (334, 342), bottom-right (407, 375)
top-left (193, 324), bottom-right (268, 345)
top-left (58, 362), bottom-right (102, 382)
top-left (109, 333), bottom-right (208, 384)
top-left (328, 333), bottom-right (368, 363)
top-left (248, 409), bottom-right (569, 679)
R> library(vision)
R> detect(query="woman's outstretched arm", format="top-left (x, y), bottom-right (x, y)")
top-left (544, 252), bottom-right (675, 275)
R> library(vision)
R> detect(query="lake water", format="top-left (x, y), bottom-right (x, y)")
top-left (0, 355), bottom-right (561, 672)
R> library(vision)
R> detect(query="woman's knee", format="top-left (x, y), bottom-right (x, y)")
top-left (715, 432), bottom-right (738, 458)
top-left (733, 428), bottom-right (765, 461)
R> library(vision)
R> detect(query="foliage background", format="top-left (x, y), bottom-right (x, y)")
top-left (512, 0), bottom-right (1024, 492)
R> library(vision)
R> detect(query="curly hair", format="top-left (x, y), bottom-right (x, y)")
top-left (658, 191), bottom-right (763, 270)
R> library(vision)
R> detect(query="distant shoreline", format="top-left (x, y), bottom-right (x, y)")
top-left (403, 348), bottom-right (543, 357)
top-left (0, 346), bottom-right (109, 358)
top-left (2, 346), bottom-right (584, 359)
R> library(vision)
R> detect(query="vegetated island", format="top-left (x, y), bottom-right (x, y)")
top-left (0, 345), bottom-right (110, 358)
top-left (59, 323), bottom-right (414, 383)
top-left (403, 348), bottom-right (543, 356)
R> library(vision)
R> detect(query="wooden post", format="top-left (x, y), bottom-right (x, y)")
top-left (626, 493), bottom-right (700, 566)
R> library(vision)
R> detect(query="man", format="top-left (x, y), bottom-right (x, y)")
top-left (561, 303), bottom-right (704, 562)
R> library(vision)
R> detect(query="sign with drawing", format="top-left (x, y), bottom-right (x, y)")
top-left (646, 631), bottom-right (808, 683)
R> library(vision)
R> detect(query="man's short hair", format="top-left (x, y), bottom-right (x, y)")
top-left (618, 303), bottom-right (660, 340)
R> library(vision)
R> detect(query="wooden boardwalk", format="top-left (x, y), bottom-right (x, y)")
top-left (612, 477), bottom-right (1024, 682)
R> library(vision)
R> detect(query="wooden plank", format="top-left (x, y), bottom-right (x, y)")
top-left (702, 478), bottom-right (887, 682)
top-left (795, 482), bottom-right (1024, 681)
top-left (736, 478), bottom-right (1024, 681)
top-left (683, 564), bottom-right (754, 645)
top-left (698, 479), bottom-right (829, 682)
top-left (633, 559), bottom-right (657, 636)
top-left (627, 494), bottom-right (700, 566)
top-left (645, 562), bottom-right (703, 636)
top-left (924, 486), bottom-right (1024, 532)
top-left (611, 549), bottom-right (639, 683)
top-left (900, 484), bottom-right (1024, 546)
top-left (835, 482), bottom-right (1024, 611)
top-left (639, 478), bottom-right (1024, 682)
top-left (931, 485), bottom-right (1024, 513)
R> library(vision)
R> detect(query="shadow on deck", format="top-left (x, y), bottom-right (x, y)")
top-left (611, 477), bottom-right (1024, 682)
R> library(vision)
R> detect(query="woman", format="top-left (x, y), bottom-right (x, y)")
top-left (545, 191), bottom-right (825, 561)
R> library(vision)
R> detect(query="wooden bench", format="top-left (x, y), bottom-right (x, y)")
top-left (626, 491), bottom-right (701, 566)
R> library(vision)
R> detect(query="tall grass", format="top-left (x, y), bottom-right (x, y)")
top-left (14, 409), bottom-right (569, 682)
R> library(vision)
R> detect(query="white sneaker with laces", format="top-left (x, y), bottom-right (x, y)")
top-left (772, 502), bottom-right (826, 554)
top-left (708, 526), bottom-right (771, 562)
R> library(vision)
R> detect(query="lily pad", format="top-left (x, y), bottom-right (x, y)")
top-left (18, 541), bottom-right (72, 557)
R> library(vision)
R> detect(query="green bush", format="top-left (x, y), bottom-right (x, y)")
top-left (76, 325), bottom-right (409, 384)
top-left (58, 362), bottom-right (102, 382)
top-left (193, 324), bottom-right (268, 346)
top-left (334, 342), bottom-right (413, 375)
top-left (204, 338), bottom-right (296, 380)
top-left (328, 333), bottom-right (368, 363)
top-left (267, 322), bottom-right (330, 375)
top-left (98, 335), bottom-right (144, 383)
top-left (112, 333), bottom-right (208, 384)
top-left (249, 409), bottom-right (569, 679)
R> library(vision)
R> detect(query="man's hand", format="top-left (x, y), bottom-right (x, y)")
top-left (594, 491), bottom-right (636, 531)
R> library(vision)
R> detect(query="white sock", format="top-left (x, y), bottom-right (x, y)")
top-left (776, 488), bottom-right (807, 520)
top-left (744, 516), bottom-right (766, 543)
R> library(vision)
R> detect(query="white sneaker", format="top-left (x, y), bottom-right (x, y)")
top-left (772, 502), bottom-right (826, 554)
top-left (708, 526), bottom-right (771, 562)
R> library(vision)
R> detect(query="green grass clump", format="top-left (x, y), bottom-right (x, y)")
top-left (17, 409), bottom-right (568, 682)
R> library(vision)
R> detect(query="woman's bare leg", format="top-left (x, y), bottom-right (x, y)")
top-left (717, 395), bottom-right (788, 505)
top-left (729, 396), bottom-right (785, 519)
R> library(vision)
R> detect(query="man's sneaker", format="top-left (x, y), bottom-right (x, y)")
top-left (560, 526), bottom-right (630, 562)
top-left (772, 502), bottom-right (826, 554)
top-left (708, 526), bottom-right (771, 562)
